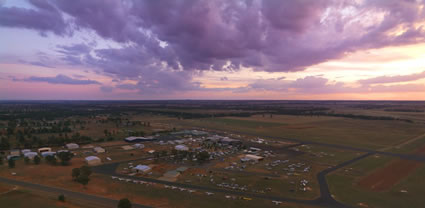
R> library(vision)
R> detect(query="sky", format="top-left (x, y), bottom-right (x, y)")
top-left (1, 0), bottom-right (425, 100)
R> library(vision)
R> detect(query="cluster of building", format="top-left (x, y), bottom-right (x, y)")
top-left (5, 143), bottom-right (81, 161)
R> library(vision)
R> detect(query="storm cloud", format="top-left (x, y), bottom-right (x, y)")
top-left (2, 0), bottom-right (425, 94)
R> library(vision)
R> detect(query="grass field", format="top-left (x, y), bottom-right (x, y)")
top-left (0, 188), bottom-right (85, 208)
top-left (328, 166), bottom-right (425, 208)
top-left (327, 154), bottom-right (425, 208)
top-left (172, 115), bottom-right (425, 150)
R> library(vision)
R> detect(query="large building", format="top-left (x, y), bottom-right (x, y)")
top-left (124, 136), bottom-right (156, 143)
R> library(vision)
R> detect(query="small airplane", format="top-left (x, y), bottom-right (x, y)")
top-left (272, 201), bottom-right (282, 205)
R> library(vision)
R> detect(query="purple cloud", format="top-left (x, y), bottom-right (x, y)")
top-left (3, 0), bottom-right (425, 95)
top-left (0, 0), bottom-right (68, 36)
top-left (21, 74), bottom-right (100, 85)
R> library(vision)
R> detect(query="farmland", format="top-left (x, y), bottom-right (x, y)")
top-left (0, 100), bottom-right (425, 207)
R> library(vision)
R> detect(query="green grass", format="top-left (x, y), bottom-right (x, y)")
top-left (327, 154), bottom-right (425, 208)
top-left (101, 175), bottom-right (315, 208)
top-left (174, 115), bottom-right (425, 150)
top-left (0, 190), bottom-right (64, 208)
top-left (328, 166), bottom-right (425, 208)
top-left (297, 144), bottom-right (362, 166)
top-left (387, 136), bottom-right (425, 154)
top-left (202, 117), bottom-right (284, 129)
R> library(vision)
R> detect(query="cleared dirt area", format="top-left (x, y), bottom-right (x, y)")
top-left (358, 145), bottom-right (425, 191)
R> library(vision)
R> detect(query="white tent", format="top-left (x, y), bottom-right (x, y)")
top-left (24, 152), bottom-right (38, 160)
top-left (85, 156), bottom-right (101, 166)
top-left (133, 165), bottom-right (151, 173)
top-left (41, 151), bottom-right (56, 157)
top-left (93, 147), bottom-right (105, 153)
top-left (175, 145), bottom-right (189, 151)
top-left (66, 143), bottom-right (79, 149)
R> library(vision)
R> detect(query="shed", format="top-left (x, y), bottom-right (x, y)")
top-left (38, 147), bottom-right (52, 153)
top-left (242, 154), bottom-right (264, 162)
top-left (133, 143), bottom-right (144, 149)
top-left (164, 170), bottom-right (180, 178)
top-left (220, 138), bottom-right (242, 145)
top-left (93, 147), bottom-right (105, 153)
top-left (121, 145), bottom-right (135, 151)
top-left (24, 152), bottom-right (38, 160)
top-left (85, 156), bottom-right (101, 166)
top-left (66, 143), bottom-right (79, 150)
top-left (133, 165), bottom-right (151, 173)
top-left (41, 151), bottom-right (56, 157)
top-left (176, 167), bottom-right (188, 172)
top-left (175, 145), bottom-right (189, 151)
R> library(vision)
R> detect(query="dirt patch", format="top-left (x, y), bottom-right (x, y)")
top-left (283, 125), bottom-right (315, 129)
top-left (358, 145), bottom-right (425, 191)
top-left (0, 183), bottom-right (13, 194)
top-left (358, 159), bottom-right (422, 191)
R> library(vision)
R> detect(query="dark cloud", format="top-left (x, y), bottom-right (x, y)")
top-left (4, 0), bottom-right (425, 73)
top-left (21, 74), bottom-right (101, 85)
top-left (0, 0), bottom-right (68, 36)
top-left (3, 0), bottom-right (425, 94)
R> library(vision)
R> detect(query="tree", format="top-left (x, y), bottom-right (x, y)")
top-left (57, 151), bottom-right (73, 166)
top-left (58, 194), bottom-right (65, 202)
top-left (33, 155), bottom-right (41, 165)
top-left (8, 159), bottom-right (15, 168)
top-left (80, 165), bottom-right (92, 177)
top-left (24, 156), bottom-right (30, 164)
top-left (196, 151), bottom-right (210, 163)
top-left (117, 198), bottom-right (132, 208)
top-left (72, 168), bottom-right (80, 180)
top-left (73, 166), bottom-right (92, 186)
top-left (45, 155), bottom-right (57, 165)
top-left (77, 174), bottom-right (90, 186)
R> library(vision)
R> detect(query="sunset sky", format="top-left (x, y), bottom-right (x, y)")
top-left (1, 0), bottom-right (425, 100)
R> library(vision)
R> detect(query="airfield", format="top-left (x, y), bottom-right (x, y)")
top-left (0, 101), bottom-right (425, 208)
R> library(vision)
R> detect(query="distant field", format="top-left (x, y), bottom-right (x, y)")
top-left (174, 115), bottom-right (425, 150)
top-left (328, 164), bottom-right (425, 208)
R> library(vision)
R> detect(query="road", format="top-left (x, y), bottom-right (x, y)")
top-left (92, 144), bottom-right (372, 208)
top-left (0, 177), bottom-right (152, 208)
top-left (91, 126), bottom-right (425, 208)
top-left (3, 127), bottom-right (424, 208)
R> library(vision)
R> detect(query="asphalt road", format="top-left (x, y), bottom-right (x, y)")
top-left (2, 127), bottom-right (423, 208)
top-left (0, 177), bottom-right (152, 208)
top-left (92, 146), bottom-right (373, 208)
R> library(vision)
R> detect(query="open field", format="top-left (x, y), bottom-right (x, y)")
top-left (173, 115), bottom-right (425, 150)
top-left (328, 165), bottom-right (425, 208)
top-left (0, 184), bottom-right (90, 208)
top-left (2, 100), bottom-right (425, 207)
